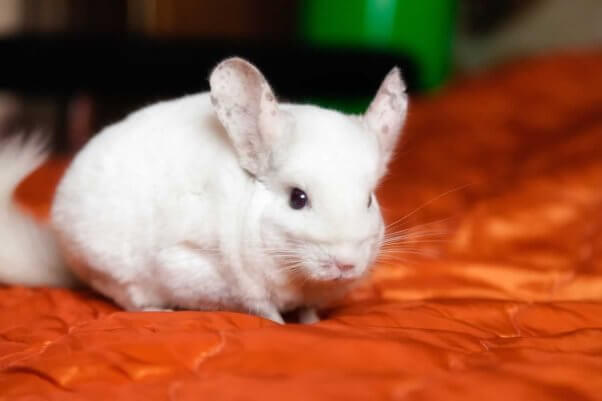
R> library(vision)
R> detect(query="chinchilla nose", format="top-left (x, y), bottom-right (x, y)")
top-left (334, 260), bottom-right (355, 272)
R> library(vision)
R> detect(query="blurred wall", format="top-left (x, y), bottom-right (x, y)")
top-left (0, 0), bottom-right (296, 39)
top-left (131, 0), bottom-right (297, 39)
top-left (0, 0), bottom-right (298, 151)
top-left (2, 0), bottom-right (601, 151)
top-left (0, 0), bottom-right (126, 34)
top-left (0, 0), bottom-right (22, 35)
top-left (457, 0), bottom-right (602, 72)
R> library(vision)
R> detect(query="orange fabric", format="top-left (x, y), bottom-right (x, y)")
top-left (3, 52), bottom-right (602, 400)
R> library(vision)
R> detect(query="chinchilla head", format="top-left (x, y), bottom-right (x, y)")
top-left (209, 57), bottom-right (407, 283)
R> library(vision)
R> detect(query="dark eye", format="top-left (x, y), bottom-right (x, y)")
top-left (367, 193), bottom-right (373, 208)
top-left (289, 188), bottom-right (308, 210)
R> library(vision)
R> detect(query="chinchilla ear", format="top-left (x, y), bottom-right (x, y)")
top-left (209, 57), bottom-right (287, 176)
top-left (363, 67), bottom-right (408, 167)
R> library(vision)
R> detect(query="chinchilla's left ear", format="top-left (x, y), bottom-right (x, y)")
top-left (363, 67), bottom-right (408, 167)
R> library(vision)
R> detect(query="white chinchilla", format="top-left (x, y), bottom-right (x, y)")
top-left (0, 58), bottom-right (407, 323)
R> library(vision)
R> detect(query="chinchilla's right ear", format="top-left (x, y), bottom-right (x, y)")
top-left (363, 67), bottom-right (408, 170)
top-left (209, 57), bottom-right (288, 176)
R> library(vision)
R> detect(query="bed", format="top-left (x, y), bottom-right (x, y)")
top-left (2, 51), bottom-right (602, 400)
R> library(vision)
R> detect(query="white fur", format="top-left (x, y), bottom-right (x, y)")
top-left (0, 135), bottom-right (77, 286)
top-left (1, 58), bottom-right (408, 323)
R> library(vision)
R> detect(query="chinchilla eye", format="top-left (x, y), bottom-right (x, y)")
top-left (289, 188), bottom-right (308, 210)
top-left (367, 193), bottom-right (373, 208)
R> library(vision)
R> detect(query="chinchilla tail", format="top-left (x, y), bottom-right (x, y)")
top-left (0, 134), bottom-right (75, 286)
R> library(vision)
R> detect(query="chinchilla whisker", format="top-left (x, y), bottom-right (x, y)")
top-left (383, 227), bottom-right (448, 239)
top-left (382, 236), bottom-right (445, 245)
top-left (279, 264), bottom-right (305, 274)
top-left (381, 235), bottom-right (446, 246)
top-left (385, 185), bottom-right (472, 230)
top-left (382, 231), bottom-right (446, 241)
top-left (382, 238), bottom-right (449, 244)
top-left (278, 261), bottom-right (303, 268)
top-left (378, 249), bottom-right (435, 256)
top-left (265, 249), bottom-right (302, 254)
top-left (386, 218), bottom-right (449, 231)
top-left (384, 223), bottom-right (449, 236)
top-left (385, 225), bottom-right (448, 235)
top-left (386, 219), bottom-right (452, 235)
top-left (269, 253), bottom-right (305, 260)
top-left (379, 244), bottom-right (428, 250)
top-left (377, 249), bottom-right (438, 259)
top-left (275, 256), bottom-right (305, 265)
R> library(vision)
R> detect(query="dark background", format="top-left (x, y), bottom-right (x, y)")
top-left (0, 0), bottom-right (600, 152)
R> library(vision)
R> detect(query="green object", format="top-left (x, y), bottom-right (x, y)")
top-left (300, 0), bottom-right (456, 91)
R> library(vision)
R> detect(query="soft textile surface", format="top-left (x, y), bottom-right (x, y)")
top-left (3, 52), bottom-right (602, 400)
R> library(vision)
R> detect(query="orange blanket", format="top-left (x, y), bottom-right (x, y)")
top-left (2, 52), bottom-right (602, 400)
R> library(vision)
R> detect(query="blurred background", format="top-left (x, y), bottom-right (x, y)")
top-left (0, 0), bottom-right (601, 153)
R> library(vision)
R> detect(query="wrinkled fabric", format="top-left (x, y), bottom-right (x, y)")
top-left (3, 52), bottom-right (602, 400)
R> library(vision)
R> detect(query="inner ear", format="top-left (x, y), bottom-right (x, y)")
top-left (209, 57), bottom-right (284, 176)
top-left (364, 67), bottom-right (408, 168)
